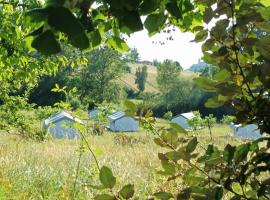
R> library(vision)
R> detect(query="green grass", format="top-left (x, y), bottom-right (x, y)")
top-left (0, 124), bottom-right (243, 199)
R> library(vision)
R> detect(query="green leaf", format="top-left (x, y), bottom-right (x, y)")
top-left (214, 187), bottom-right (223, 200)
top-left (139, 0), bottom-right (161, 15)
top-left (223, 144), bottom-right (236, 164)
top-left (191, 186), bottom-right (210, 195)
top-left (160, 130), bottom-right (179, 148)
top-left (234, 143), bottom-right (250, 164)
top-left (183, 168), bottom-right (205, 185)
top-left (170, 122), bottom-right (187, 134)
top-left (166, 2), bottom-right (182, 19)
top-left (257, 35), bottom-right (270, 61)
top-left (88, 30), bottom-right (102, 49)
top-left (193, 77), bottom-right (216, 92)
top-left (144, 12), bottom-right (167, 36)
top-left (202, 39), bottom-right (215, 52)
top-left (205, 96), bottom-right (225, 108)
top-left (161, 160), bottom-right (176, 175)
top-left (203, 7), bottom-right (214, 24)
top-left (183, 0), bottom-right (194, 12)
top-left (46, 0), bottom-right (65, 6)
top-left (153, 192), bottom-right (174, 200)
top-left (47, 7), bottom-right (89, 49)
top-left (99, 166), bottom-right (116, 189)
top-left (260, 0), bottom-right (270, 6)
top-left (154, 138), bottom-right (166, 147)
top-left (197, 144), bottom-right (220, 163)
top-left (165, 151), bottom-right (181, 161)
top-left (123, 99), bottom-right (137, 116)
top-left (213, 69), bottom-right (231, 82)
top-left (26, 8), bottom-right (48, 23)
top-left (94, 194), bottom-right (116, 200)
top-left (186, 137), bottom-right (198, 153)
top-left (106, 37), bottom-right (129, 53)
top-left (119, 184), bottom-right (135, 199)
top-left (120, 11), bottom-right (143, 33)
top-left (193, 30), bottom-right (208, 42)
top-left (31, 30), bottom-right (61, 56)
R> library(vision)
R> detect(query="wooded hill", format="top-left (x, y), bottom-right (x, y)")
top-left (119, 63), bottom-right (197, 93)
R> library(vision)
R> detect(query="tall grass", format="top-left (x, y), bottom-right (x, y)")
top-left (0, 125), bottom-right (242, 199)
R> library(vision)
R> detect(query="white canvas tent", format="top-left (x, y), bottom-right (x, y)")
top-left (107, 111), bottom-right (138, 132)
top-left (42, 111), bottom-right (83, 139)
top-left (230, 123), bottom-right (261, 140)
top-left (89, 108), bottom-right (100, 120)
top-left (89, 107), bottom-right (116, 121)
top-left (171, 112), bottom-right (195, 130)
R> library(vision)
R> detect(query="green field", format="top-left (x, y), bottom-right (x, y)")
top-left (0, 124), bottom-right (243, 199)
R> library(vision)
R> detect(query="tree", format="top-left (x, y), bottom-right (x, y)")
top-left (135, 65), bottom-right (148, 92)
top-left (156, 59), bottom-right (182, 107)
top-left (77, 46), bottom-right (127, 104)
top-left (125, 48), bottom-right (140, 63)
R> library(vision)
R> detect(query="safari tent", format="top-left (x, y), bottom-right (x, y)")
top-left (107, 111), bottom-right (138, 132)
top-left (89, 107), bottom-right (116, 121)
top-left (89, 108), bottom-right (100, 120)
top-left (171, 112), bottom-right (195, 130)
top-left (42, 111), bottom-right (83, 139)
top-left (230, 123), bottom-right (261, 140)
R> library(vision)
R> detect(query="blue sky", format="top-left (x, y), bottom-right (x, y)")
top-left (126, 29), bottom-right (203, 69)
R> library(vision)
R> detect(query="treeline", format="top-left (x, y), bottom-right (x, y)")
top-left (27, 47), bottom-right (232, 119)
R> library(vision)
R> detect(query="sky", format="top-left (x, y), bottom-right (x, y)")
top-left (126, 29), bottom-right (203, 69)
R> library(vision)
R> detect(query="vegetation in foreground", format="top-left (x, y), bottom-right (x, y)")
top-left (0, 124), bottom-right (240, 199)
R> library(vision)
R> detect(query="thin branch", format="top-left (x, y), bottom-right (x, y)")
top-left (80, 130), bottom-right (101, 172)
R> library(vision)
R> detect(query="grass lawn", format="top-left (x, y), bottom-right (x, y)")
top-left (0, 124), bottom-right (243, 199)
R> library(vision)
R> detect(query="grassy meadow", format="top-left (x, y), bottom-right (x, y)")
top-left (0, 123), bottom-right (244, 199)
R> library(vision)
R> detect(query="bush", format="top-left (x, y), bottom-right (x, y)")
top-left (163, 111), bottom-right (173, 120)
top-left (221, 115), bottom-right (236, 124)
top-left (113, 133), bottom-right (144, 146)
top-left (188, 111), bottom-right (203, 131)
top-left (69, 97), bottom-right (81, 110)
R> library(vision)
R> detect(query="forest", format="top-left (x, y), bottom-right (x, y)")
top-left (0, 0), bottom-right (269, 199)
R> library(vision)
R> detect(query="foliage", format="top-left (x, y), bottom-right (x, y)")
top-left (192, 0), bottom-right (270, 134)
top-left (163, 111), bottom-right (173, 120)
top-left (0, 96), bottom-right (53, 141)
top-left (1, 0), bottom-right (269, 199)
top-left (135, 65), bottom-right (148, 92)
top-left (76, 47), bottom-right (128, 104)
top-left (0, 3), bottom-right (67, 102)
top-left (222, 115), bottom-right (236, 125)
top-left (26, 0), bottom-right (201, 54)
top-left (124, 48), bottom-right (140, 63)
top-left (141, 111), bottom-right (270, 200)
top-left (156, 59), bottom-right (182, 108)
top-left (188, 111), bottom-right (204, 131)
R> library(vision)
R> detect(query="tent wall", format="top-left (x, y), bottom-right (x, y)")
top-left (109, 117), bottom-right (138, 132)
top-left (89, 109), bottom-right (99, 119)
top-left (171, 116), bottom-right (190, 129)
top-left (233, 124), bottom-right (261, 140)
top-left (48, 118), bottom-right (80, 139)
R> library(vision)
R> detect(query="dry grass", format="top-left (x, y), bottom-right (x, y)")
top-left (0, 124), bottom-right (243, 199)
top-left (119, 63), bottom-right (197, 93)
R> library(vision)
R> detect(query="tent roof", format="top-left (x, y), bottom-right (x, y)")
top-left (181, 112), bottom-right (195, 119)
top-left (44, 111), bottom-right (83, 126)
top-left (108, 111), bottom-right (125, 121)
top-left (172, 112), bottom-right (195, 120)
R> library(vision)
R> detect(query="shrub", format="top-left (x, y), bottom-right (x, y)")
top-left (221, 115), bottom-right (236, 125)
top-left (163, 111), bottom-right (173, 120)
top-left (188, 111), bottom-right (203, 131)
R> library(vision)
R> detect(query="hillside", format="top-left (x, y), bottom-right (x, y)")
top-left (188, 60), bottom-right (208, 72)
top-left (119, 63), bottom-right (197, 93)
